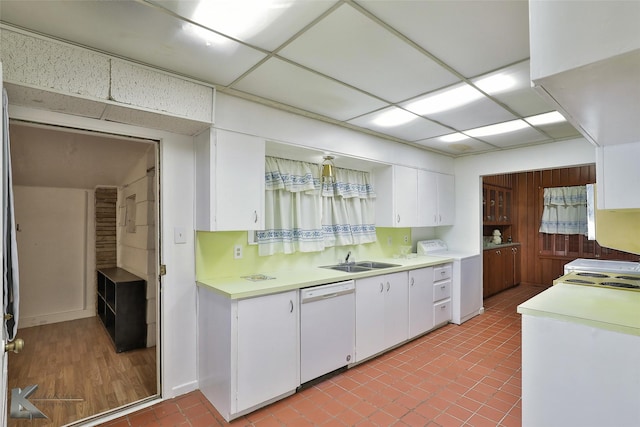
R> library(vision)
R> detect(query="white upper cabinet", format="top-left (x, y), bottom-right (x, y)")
top-left (529, 1), bottom-right (640, 146)
top-left (596, 142), bottom-right (640, 210)
top-left (374, 165), bottom-right (418, 227)
top-left (195, 128), bottom-right (265, 231)
top-left (418, 171), bottom-right (454, 226)
top-left (375, 165), bottom-right (454, 227)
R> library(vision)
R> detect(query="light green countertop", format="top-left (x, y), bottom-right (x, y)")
top-left (197, 255), bottom-right (454, 299)
top-left (517, 283), bottom-right (640, 336)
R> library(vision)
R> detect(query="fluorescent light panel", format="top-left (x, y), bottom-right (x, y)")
top-left (371, 108), bottom-right (418, 127)
top-left (525, 111), bottom-right (566, 126)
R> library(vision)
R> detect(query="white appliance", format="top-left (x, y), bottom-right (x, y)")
top-left (300, 280), bottom-right (355, 384)
top-left (417, 239), bottom-right (483, 324)
top-left (563, 258), bottom-right (640, 275)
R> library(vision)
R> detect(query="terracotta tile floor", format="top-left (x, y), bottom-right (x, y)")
top-left (102, 283), bottom-right (548, 427)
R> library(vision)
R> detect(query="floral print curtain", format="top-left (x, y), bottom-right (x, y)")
top-left (539, 185), bottom-right (588, 235)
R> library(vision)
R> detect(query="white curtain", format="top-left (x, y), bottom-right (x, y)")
top-left (322, 167), bottom-right (376, 247)
top-left (257, 157), bottom-right (324, 255)
top-left (539, 186), bottom-right (588, 235)
top-left (257, 157), bottom-right (377, 255)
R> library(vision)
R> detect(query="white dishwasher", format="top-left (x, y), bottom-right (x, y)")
top-left (300, 280), bottom-right (355, 384)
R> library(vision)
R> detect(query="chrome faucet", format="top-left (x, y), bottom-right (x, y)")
top-left (344, 251), bottom-right (352, 264)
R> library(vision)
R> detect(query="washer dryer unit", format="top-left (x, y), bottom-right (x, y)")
top-left (417, 239), bottom-right (483, 325)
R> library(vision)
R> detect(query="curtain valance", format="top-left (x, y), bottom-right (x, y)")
top-left (322, 168), bottom-right (376, 199)
top-left (265, 157), bottom-right (320, 193)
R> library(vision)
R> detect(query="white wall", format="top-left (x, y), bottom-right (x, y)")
top-left (444, 137), bottom-right (596, 253)
top-left (13, 186), bottom-right (95, 327)
top-left (118, 146), bottom-right (157, 347)
top-left (9, 105), bottom-right (198, 400)
top-left (215, 93), bottom-right (454, 174)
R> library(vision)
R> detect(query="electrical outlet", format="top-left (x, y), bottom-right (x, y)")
top-left (403, 235), bottom-right (409, 243)
top-left (234, 245), bottom-right (243, 259)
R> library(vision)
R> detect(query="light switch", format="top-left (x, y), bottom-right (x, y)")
top-left (174, 227), bottom-right (187, 244)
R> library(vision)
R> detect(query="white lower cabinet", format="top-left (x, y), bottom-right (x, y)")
top-left (197, 288), bottom-right (299, 422)
top-left (355, 271), bottom-right (409, 362)
top-left (408, 267), bottom-right (435, 338)
top-left (433, 264), bottom-right (452, 326)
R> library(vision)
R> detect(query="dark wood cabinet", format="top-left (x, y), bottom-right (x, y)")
top-left (97, 268), bottom-right (147, 353)
top-left (483, 185), bottom-right (512, 225)
top-left (483, 244), bottom-right (521, 298)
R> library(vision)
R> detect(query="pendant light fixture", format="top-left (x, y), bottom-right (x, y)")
top-left (321, 155), bottom-right (335, 185)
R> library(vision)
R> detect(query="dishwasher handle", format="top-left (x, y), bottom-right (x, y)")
top-left (301, 281), bottom-right (355, 304)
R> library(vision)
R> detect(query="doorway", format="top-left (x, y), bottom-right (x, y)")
top-left (6, 122), bottom-right (160, 426)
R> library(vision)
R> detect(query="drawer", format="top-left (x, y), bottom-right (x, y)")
top-left (433, 279), bottom-right (451, 302)
top-left (434, 299), bottom-right (451, 326)
top-left (433, 264), bottom-right (452, 282)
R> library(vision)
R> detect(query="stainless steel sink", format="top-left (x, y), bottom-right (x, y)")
top-left (321, 264), bottom-right (372, 273)
top-left (320, 261), bottom-right (401, 273)
top-left (354, 261), bottom-right (401, 269)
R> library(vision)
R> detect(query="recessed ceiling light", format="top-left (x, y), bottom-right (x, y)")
top-left (371, 108), bottom-right (418, 127)
top-left (405, 84), bottom-right (484, 116)
top-left (465, 119), bottom-right (529, 137)
top-left (439, 133), bottom-right (469, 143)
top-left (525, 111), bottom-right (567, 126)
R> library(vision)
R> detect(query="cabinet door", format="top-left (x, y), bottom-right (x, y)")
top-left (485, 249), bottom-right (506, 297)
top-left (436, 173), bottom-right (455, 225)
top-left (417, 170), bottom-right (438, 226)
top-left (215, 130), bottom-right (265, 231)
top-left (383, 272), bottom-right (409, 349)
top-left (596, 142), bottom-right (640, 209)
top-left (355, 276), bottom-right (386, 362)
top-left (195, 128), bottom-right (265, 231)
top-left (512, 246), bottom-right (521, 285)
top-left (236, 291), bottom-right (298, 412)
top-left (408, 267), bottom-right (434, 338)
top-left (394, 166), bottom-right (418, 227)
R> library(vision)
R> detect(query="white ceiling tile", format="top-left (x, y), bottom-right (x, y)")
top-left (348, 107), bottom-right (452, 141)
top-left (401, 84), bottom-right (517, 130)
top-left (278, 3), bottom-right (459, 102)
top-left (148, 0), bottom-right (339, 51)
top-left (0, 0), bottom-right (267, 86)
top-left (233, 58), bottom-right (388, 121)
top-left (358, 0), bottom-right (530, 77)
top-left (472, 60), bottom-right (554, 117)
top-left (475, 125), bottom-right (549, 148)
top-left (533, 122), bottom-right (584, 140)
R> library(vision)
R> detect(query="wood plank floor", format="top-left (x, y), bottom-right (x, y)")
top-left (7, 316), bottom-right (156, 427)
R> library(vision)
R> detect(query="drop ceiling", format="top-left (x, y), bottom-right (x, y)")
top-left (0, 0), bottom-right (583, 156)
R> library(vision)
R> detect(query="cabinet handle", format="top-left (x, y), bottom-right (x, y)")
top-left (434, 214), bottom-right (437, 223)
top-left (441, 285), bottom-right (446, 289)
top-left (439, 214), bottom-right (442, 223)
top-left (380, 283), bottom-right (384, 293)
top-left (386, 282), bottom-right (390, 292)
top-left (254, 210), bottom-right (258, 223)
top-left (441, 304), bottom-right (447, 310)
top-left (497, 250), bottom-right (501, 255)
top-left (410, 277), bottom-right (415, 286)
top-left (396, 214), bottom-right (400, 223)
top-left (289, 300), bottom-right (294, 313)
top-left (440, 270), bottom-right (446, 276)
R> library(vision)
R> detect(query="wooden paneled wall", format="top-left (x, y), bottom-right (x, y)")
top-left (95, 187), bottom-right (117, 269)
top-left (492, 165), bottom-right (638, 287)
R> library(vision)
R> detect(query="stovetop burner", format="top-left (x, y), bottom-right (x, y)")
top-left (576, 272), bottom-right (609, 278)
top-left (600, 281), bottom-right (640, 289)
top-left (615, 275), bottom-right (640, 281)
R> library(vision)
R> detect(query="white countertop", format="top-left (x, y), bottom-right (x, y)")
top-left (197, 255), bottom-right (454, 299)
top-left (517, 283), bottom-right (640, 336)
